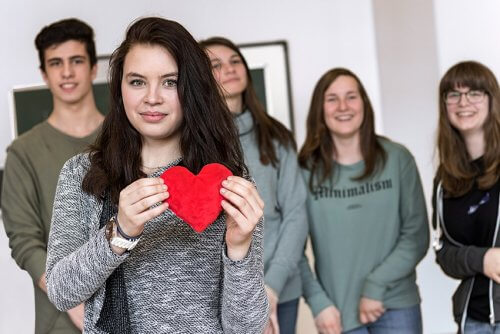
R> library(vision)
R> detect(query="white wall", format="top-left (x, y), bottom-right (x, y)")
top-left (3, 1), bottom-right (498, 333)
top-left (0, 1), bottom-right (381, 333)
top-left (433, 0), bottom-right (500, 76)
top-left (372, 1), bottom-right (456, 333)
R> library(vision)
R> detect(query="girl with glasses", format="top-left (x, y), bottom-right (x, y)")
top-left (433, 61), bottom-right (500, 333)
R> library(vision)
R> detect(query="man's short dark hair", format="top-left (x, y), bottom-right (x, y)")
top-left (35, 18), bottom-right (97, 72)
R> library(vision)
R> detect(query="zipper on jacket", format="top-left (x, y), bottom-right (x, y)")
top-left (489, 196), bottom-right (500, 325)
top-left (460, 277), bottom-right (475, 333)
top-left (436, 183), bottom-right (479, 332)
top-left (436, 184), bottom-right (463, 248)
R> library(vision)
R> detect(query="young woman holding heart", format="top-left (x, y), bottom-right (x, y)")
top-left (298, 68), bottom-right (429, 334)
top-left (45, 17), bottom-right (269, 333)
top-left (201, 37), bottom-right (309, 334)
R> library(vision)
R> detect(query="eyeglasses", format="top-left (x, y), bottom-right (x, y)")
top-left (445, 90), bottom-right (486, 105)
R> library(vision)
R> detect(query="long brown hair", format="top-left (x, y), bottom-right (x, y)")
top-left (298, 68), bottom-right (386, 190)
top-left (437, 61), bottom-right (500, 197)
top-left (83, 17), bottom-right (246, 204)
top-left (199, 37), bottom-right (296, 167)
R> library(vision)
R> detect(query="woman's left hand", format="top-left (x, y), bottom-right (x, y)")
top-left (220, 176), bottom-right (264, 261)
top-left (359, 297), bottom-right (385, 324)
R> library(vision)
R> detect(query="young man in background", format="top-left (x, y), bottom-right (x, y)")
top-left (2, 18), bottom-right (103, 333)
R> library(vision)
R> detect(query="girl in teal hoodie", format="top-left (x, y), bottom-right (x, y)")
top-left (299, 68), bottom-right (429, 333)
top-left (201, 37), bottom-right (308, 334)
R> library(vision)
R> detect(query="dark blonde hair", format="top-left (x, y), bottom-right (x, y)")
top-left (200, 37), bottom-right (296, 166)
top-left (437, 61), bottom-right (500, 197)
top-left (298, 68), bottom-right (386, 190)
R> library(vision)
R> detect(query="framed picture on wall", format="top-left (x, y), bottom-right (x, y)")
top-left (239, 40), bottom-right (295, 133)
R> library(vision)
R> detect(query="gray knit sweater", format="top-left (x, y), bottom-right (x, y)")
top-left (46, 154), bottom-right (269, 333)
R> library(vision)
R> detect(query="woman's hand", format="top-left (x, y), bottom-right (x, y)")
top-left (263, 286), bottom-right (280, 334)
top-left (220, 176), bottom-right (264, 261)
top-left (484, 248), bottom-right (500, 283)
top-left (116, 177), bottom-right (169, 238)
top-left (315, 305), bottom-right (342, 334)
top-left (359, 297), bottom-right (385, 324)
top-left (67, 303), bottom-right (85, 331)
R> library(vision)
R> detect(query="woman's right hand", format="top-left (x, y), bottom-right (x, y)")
top-left (484, 248), bottom-right (500, 283)
top-left (314, 305), bottom-right (342, 334)
top-left (116, 177), bottom-right (169, 237)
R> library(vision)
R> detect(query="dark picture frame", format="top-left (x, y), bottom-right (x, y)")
top-left (239, 40), bottom-right (295, 133)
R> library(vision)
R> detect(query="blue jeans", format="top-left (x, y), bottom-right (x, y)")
top-left (344, 304), bottom-right (422, 334)
top-left (465, 317), bottom-right (500, 334)
top-left (277, 298), bottom-right (299, 334)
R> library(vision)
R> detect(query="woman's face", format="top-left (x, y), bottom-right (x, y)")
top-left (323, 75), bottom-right (364, 140)
top-left (445, 85), bottom-right (489, 138)
top-left (205, 44), bottom-right (248, 99)
top-left (121, 44), bottom-right (183, 144)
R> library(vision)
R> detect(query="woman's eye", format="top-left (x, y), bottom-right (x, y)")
top-left (212, 63), bottom-right (221, 70)
top-left (164, 79), bottom-right (178, 87)
top-left (130, 79), bottom-right (144, 87)
top-left (347, 94), bottom-right (358, 100)
top-left (230, 59), bottom-right (242, 65)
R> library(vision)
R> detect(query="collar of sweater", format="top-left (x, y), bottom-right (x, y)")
top-left (233, 109), bottom-right (254, 137)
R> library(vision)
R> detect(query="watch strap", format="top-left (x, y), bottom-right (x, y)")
top-left (111, 236), bottom-right (140, 251)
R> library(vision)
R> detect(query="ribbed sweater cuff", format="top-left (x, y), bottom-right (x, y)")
top-left (308, 293), bottom-right (334, 317)
top-left (362, 279), bottom-right (386, 301)
top-left (265, 263), bottom-right (289, 297)
top-left (222, 243), bottom-right (254, 270)
top-left (467, 246), bottom-right (489, 274)
top-left (25, 248), bottom-right (47, 284)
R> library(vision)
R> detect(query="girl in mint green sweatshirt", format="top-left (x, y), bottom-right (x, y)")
top-left (299, 68), bottom-right (429, 333)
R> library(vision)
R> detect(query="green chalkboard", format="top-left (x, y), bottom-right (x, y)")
top-left (12, 82), bottom-right (110, 136)
top-left (249, 68), bottom-right (267, 110)
top-left (11, 69), bottom-right (266, 137)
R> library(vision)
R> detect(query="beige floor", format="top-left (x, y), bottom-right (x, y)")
top-left (295, 240), bottom-right (318, 334)
top-left (296, 297), bottom-right (318, 333)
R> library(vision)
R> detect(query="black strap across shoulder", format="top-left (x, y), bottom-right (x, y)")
top-left (95, 192), bottom-right (131, 334)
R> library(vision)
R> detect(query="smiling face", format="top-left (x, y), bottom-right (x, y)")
top-left (121, 44), bottom-right (183, 144)
top-left (445, 85), bottom-right (489, 138)
top-left (41, 40), bottom-right (97, 107)
top-left (323, 75), bottom-right (364, 140)
top-left (205, 44), bottom-right (248, 100)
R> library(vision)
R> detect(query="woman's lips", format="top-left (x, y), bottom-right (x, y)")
top-left (140, 111), bottom-right (167, 122)
top-left (223, 77), bottom-right (239, 84)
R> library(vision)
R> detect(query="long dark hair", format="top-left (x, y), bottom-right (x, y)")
top-left (83, 17), bottom-right (246, 204)
top-left (298, 68), bottom-right (386, 190)
top-left (437, 61), bottom-right (500, 197)
top-left (200, 37), bottom-right (296, 167)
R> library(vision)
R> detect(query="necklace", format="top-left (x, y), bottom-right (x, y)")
top-left (142, 164), bottom-right (164, 169)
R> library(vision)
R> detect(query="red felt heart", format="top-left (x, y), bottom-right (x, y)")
top-left (160, 163), bottom-right (233, 233)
